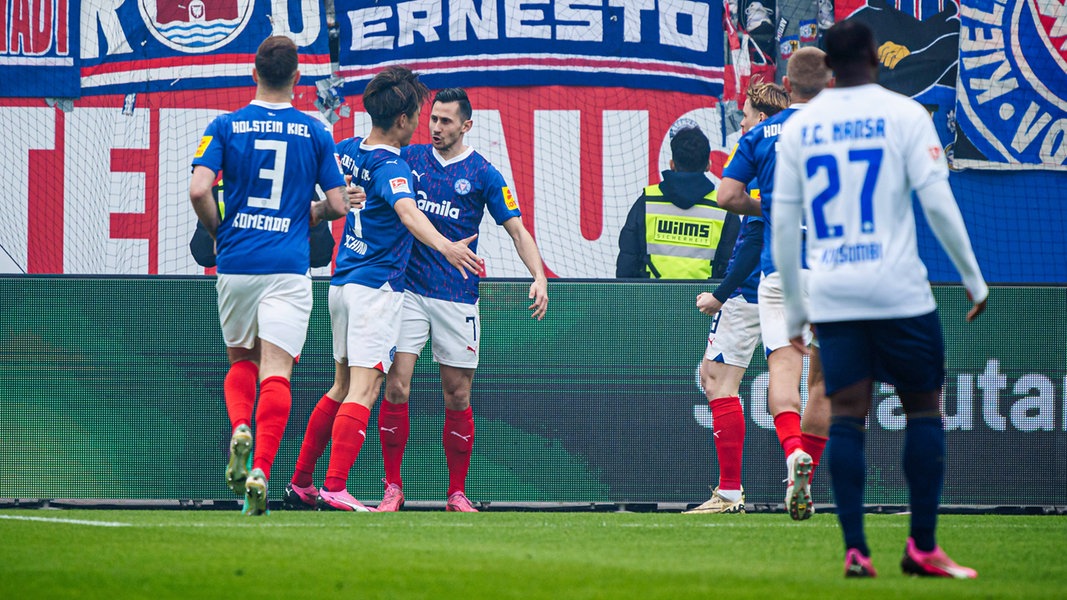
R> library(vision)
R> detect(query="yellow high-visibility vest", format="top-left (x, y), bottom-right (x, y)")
top-left (643, 184), bottom-right (727, 279)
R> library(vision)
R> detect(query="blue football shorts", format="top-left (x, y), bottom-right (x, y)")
top-left (814, 310), bottom-right (945, 397)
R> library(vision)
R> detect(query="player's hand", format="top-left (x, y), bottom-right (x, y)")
top-left (788, 335), bottom-right (810, 355)
top-left (696, 292), bottom-right (723, 316)
top-left (345, 175), bottom-right (366, 211)
top-left (966, 295), bottom-right (987, 322)
top-left (309, 200), bottom-right (324, 228)
top-left (442, 233), bottom-right (482, 280)
top-left (878, 41), bottom-right (910, 69)
top-left (528, 278), bottom-right (548, 321)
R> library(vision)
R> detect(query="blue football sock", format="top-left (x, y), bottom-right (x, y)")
top-left (829, 416), bottom-right (869, 556)
top-left (904, 416), bottom-right (945, 552)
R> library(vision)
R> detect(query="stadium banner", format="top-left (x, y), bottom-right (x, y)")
top-left (1, 278), bottom-right (1064, 507)
top-left (0, 86), bottom-right (739, 278)
top-left (838, 0), bottom-right (964, 148)
top-left (951, 0), bottom-right (1067, 170)
top-left (0, 0), bottom-right (80, 98)
top-left (334, 0), bottom-right (726, 96)
top-left (78, 0), bottom-right (333, 95)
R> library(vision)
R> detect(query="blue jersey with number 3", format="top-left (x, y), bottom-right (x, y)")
top-left (192, 101), bottom-right (345, 275)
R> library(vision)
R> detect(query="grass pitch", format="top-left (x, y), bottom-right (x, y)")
top-left (0, 510), bottom-right (1063, 599)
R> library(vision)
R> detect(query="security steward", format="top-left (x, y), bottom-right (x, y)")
top-left (616, 126), bottom-right (739, 279)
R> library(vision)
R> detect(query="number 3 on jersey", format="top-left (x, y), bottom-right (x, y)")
top-left (805, 149), bottom-right (883, 240)
top-left (247, 140), bottom-right (288, 210)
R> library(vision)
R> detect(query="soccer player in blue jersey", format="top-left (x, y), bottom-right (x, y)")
top-left (718, 47), bottom-right (833, 521)
top-left (773, 20), bottom-right (986, 579)
top-left (685, 79), bottom-right (788, 514)
top-left (284, 68), bottom-right (483, 512)
top-left (189, 35), bottom-right (349, 516)
top-left (373, 88), bottom-right (548, 512)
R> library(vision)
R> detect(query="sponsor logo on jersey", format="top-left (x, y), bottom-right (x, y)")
top-left (955, 0), bottom-right (1067, 167)
top-left (138, 0), bottom-right (255, 54)
top-left (390, 177), bottom-right (411, 194)
top-left (194, 136), bottom-right (213, 158)
top-left (454, 178), bottom-right (472, 195)
top-left (502, 186), bottom-right (518, 211)
top-left (417, 197), bottom-right (461, 219)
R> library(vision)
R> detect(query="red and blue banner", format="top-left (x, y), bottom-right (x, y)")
top-left (0, 0), bottom-right (332, 97)
top-left (951, 0), bottom-right (1067, 170)
top-left (336, 0), bottom-right (726, 96)
top-left (79, 0), bottom-right (332, 95)
top-left (0, 0), bottom-right (80, 97)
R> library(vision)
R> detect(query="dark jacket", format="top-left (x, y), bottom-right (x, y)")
top-left (616, 170), bottom-right (740, 279)
top-left (190, 220), bottom-right (336, 269)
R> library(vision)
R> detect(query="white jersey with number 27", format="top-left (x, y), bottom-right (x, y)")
top-left (774, 84), bottom-right (959, 323)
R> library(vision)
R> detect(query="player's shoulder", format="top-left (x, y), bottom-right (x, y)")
top-left (463, 148), bottom-right (500, 175)
top-left (369, 147), bottom-right (411, 176)
top-left (335, 136), bottom-right (364, 156)
top-left (401, 143), bottom-right (433, 165)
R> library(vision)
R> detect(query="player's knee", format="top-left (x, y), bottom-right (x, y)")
top-left (385, 380), bottom-right (411, 404)
top-left (443, 390), bottom-right (470, 411)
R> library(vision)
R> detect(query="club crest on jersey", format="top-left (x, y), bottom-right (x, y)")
top-left (454, 178), bottom-right (472, 195)
top-left (138, 0), bottom-right (255, 54)
top-left (390, 177), bottom-right (411, 194)
top-left (502, 186), bottom-right (518, 211)
top-left (955, 0), bottom-right (1067, 167)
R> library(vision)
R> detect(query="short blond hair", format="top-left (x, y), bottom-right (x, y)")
top-left (786, 47), bottom-right (832, 100)
top-left (746, 76), bottom-right (790, 117)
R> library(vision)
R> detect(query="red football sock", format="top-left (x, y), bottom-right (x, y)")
top-left (223, 360), bottom-right (258, 430)
top-left (773, 411), bottom-right (804, 459)
top-left (323, 403), bottom-right (371, 492)
top-left (379, 401), bottom-right (410, 488)
top-left (710, 396), bottom-right (745, 491)
top-left (802, 432), bottom-right (829, 482)
top-left (443, 407), bottom-right (474, 496)
top-left (292, 393), bottom-right (342, 488)
top-left (251, 376), bottom-right (292, 480)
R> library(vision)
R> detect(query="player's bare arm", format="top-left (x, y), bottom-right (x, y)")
top-left (393, 197), bottom-right (482, 278)
top-left (716, 177), bottom-right (762, 216)
top-left (311, 184), bottom-right (349, 227)
top-left (189, 165), bottom-right (221, 238)
top-left (695, 292), bottom-right (723, 316)
top-left (503, 217), bottom-right (548, 320)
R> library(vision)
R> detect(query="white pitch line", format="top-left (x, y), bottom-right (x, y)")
top-left (0, 515), bottom-right (131, 527)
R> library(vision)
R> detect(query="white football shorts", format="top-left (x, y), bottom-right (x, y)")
top-left (216, 273), bottom-right (313, 358)
top-left (758, 271), bottom-right (813, 352)
top-left (396, 291), bottom-right (480, 369)
top-left (329, 282), bottom-right (405, 372)
top-left (704, 295), bottom-right (761, 368)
